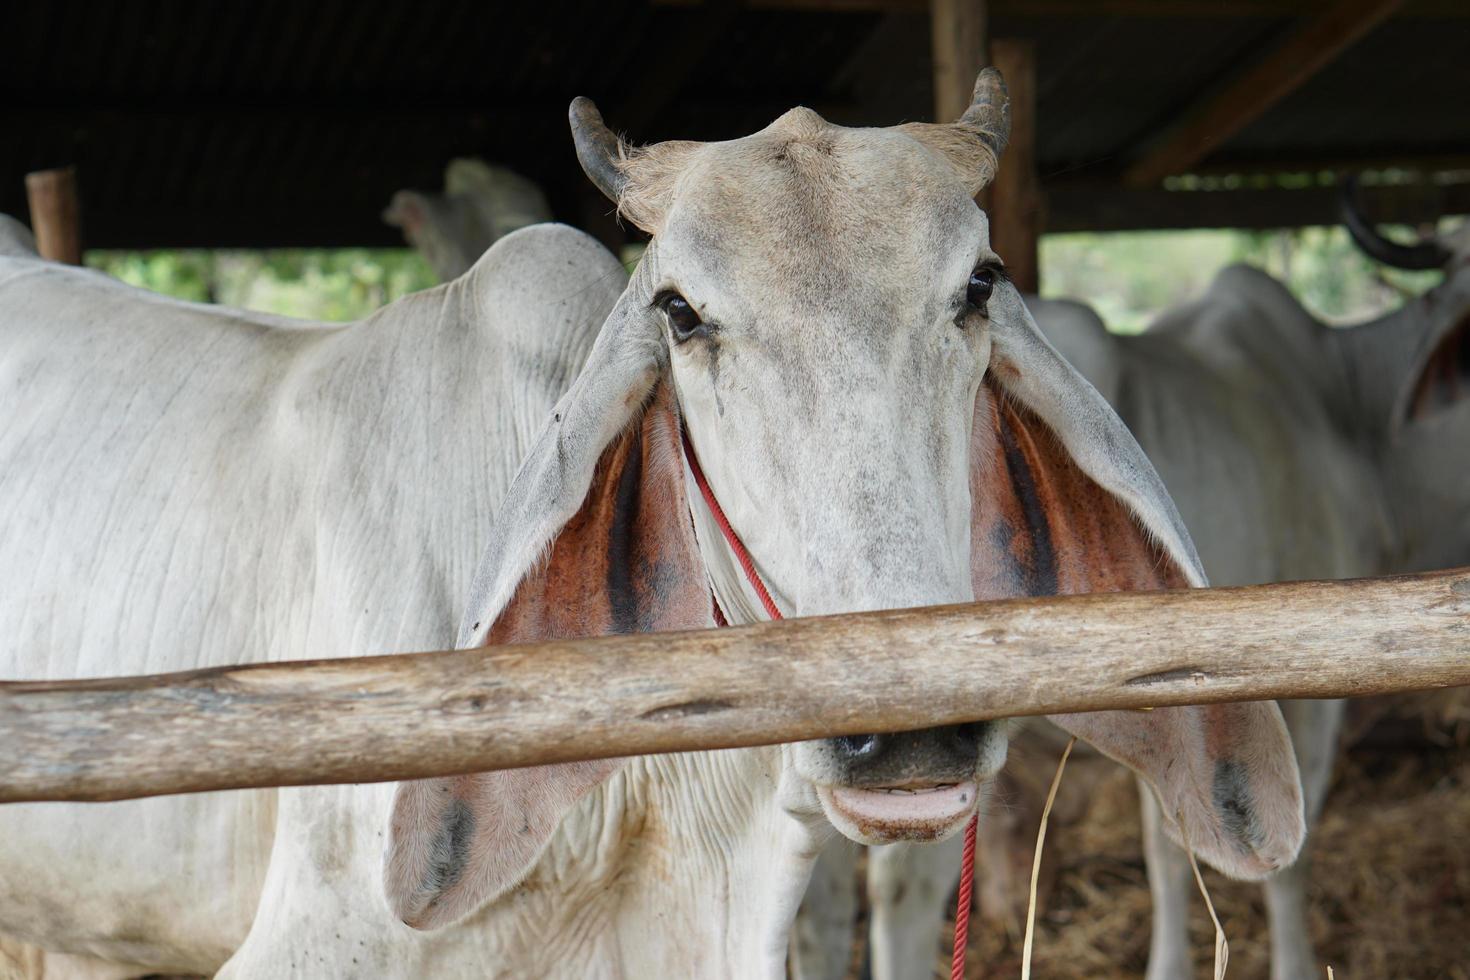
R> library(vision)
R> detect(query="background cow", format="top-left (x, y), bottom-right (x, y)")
top-left (383, 158), bottom-right (552, 282)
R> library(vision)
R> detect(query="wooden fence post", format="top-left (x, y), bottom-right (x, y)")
top-left (930, 0), bottom-right (989, 124)
top-left (987, 38), bottom-right (1041, 293)
top-left (24, 167), bottom-right (82, 265)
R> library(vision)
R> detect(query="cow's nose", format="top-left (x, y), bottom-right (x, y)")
top-left (824, 722), bottom-right (999, 788)
top-left (947, 722), bottom-right (984, 754)
top-left (834, 733), bottom-right (883, 761)
top-left (835, 725), bottom-right (983, 763)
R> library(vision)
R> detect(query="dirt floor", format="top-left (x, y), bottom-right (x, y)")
top-left (944, 689), bottom-right (1470, 979)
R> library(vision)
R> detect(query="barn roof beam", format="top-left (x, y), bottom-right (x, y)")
top-left (659, 0), bottom-right (1467, 18)
top-left (1121, 0), bottom-right (1407, 188)
top-left (1045, 175), bottom-right (1470, 233)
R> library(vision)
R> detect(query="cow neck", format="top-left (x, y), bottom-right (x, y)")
top-left (673, 426), bottom-right (976, 975)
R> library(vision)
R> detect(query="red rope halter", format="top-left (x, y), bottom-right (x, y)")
top-left (680, 427), bottom-right (977, 978)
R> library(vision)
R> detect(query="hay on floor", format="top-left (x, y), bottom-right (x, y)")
top-left (945, 688), bottom-right (1470, 979)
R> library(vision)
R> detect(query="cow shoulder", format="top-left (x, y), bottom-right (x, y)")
top-left (459, 223), bottom-right (627, 390)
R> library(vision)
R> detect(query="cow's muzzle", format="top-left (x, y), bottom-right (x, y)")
top-left (809, 721), bottom-right (1006, 845)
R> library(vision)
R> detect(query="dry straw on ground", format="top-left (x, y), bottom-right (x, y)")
top-left (938, 687), bottom-right (1470, 979)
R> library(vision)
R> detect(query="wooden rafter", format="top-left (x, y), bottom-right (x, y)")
top-left (1044, 178), bottom-right (1470, 233)
top-left (1123, 0), bottom-right (1407, 187)
top-left (655, 0), bottom-right (1467, 17)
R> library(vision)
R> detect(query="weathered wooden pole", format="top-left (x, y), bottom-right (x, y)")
top-left (986, 38), bottom-right (1041, 293)
top-left (930, 0), bottom-right (989, 124)
top-left (24, 167), bottom-right (82, 265)
top-left (2, 568), bottom-right (1467, 804)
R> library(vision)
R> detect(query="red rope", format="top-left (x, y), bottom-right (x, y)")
top-left (683, 425), bottom-right (976, 979)
top-left (681, 428), bottom-right (783, 622)
top-left (950, 813), bottom-right (979, 980)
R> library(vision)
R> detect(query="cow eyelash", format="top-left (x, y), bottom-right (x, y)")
top-left (973, 262), bottom-right (1011, 289)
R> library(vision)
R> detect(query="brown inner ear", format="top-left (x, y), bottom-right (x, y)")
top-left (489, 382), bottom-right (710, 644)
top-left (385, 383), bottom-right (710, 931)
top-left (970, 385), bottom-right (1190, 599)
top-left (969, 385), bottom-right (1305, 878)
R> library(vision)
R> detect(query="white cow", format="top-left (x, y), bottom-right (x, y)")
top-left (844, 211), bottom-right (1470, 980)
top-left (383, 159), bottom-right (552, 281)
top-left (0, 70), bottom-right (1305, 978)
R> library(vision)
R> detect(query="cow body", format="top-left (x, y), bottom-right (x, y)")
top-left (1031, 267), bottom-right (1393, 589)
top-left (0, 223), bottom-right (663, 976)
top-left (1035, 263), bottom-right (1469, 979)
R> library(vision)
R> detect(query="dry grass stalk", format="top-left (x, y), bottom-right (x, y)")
top-left (1022, 736), bottom-right (1077, 980)
top-left (1179, 812), bottom-right (1229, 980)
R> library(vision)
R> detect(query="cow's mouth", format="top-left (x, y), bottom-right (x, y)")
top-left (816, 779), bottom-right (981, 845)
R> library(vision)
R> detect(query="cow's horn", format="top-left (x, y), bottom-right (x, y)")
top-left (959, 67), bottom-right (1011, 165)
top-left (1340, 176), bottom-right (1451, 271)
top-left (569, 97), bottom-right (628, 203)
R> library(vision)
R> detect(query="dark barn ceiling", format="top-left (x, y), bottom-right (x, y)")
top-left (3, 0), bottom-right (1467, 248)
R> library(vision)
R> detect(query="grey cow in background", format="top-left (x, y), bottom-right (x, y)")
top-left (384, 158), bottom-right (552, 281)
top-left (835, 208), bottom-right (1470, 980)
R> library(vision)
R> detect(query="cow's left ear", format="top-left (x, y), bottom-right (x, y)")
top-left (385, 373), bottom-right (710, 929)
top-left (974, 288), bottom-right (1305, 880)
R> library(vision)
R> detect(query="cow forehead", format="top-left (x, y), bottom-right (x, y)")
top-left (659, 116), bottom-right (984, 294)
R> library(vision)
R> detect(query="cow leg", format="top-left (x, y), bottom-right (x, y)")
top-left (1138, 781), bottom-right (1195, 980)
top-left (1264, 698), bottom-right (1344, 980)
top-left (867, 836), bottom-right (964, 980)
top-left (790, 837), bottom-right (861, 980)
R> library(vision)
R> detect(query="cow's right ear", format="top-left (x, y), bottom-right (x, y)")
top-left (385, 280), bottom-right (711, 929)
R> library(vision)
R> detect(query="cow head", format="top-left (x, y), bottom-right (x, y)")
top-left (1337, 189), bottom-right (1470, 573)
top-left (382, 70), bottom-right (1305, 932)
top-left (384, 160), bottom-right (552, 281)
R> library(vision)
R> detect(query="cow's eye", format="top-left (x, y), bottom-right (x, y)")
top-left (656, 292), bottom-right (705, 343)
top-left (967, 268), bottom-right (996, 310)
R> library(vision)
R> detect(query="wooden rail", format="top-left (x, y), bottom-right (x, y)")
top-left (2, 568), bottom-right (1467, 804)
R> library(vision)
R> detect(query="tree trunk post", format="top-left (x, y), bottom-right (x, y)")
top-left (24, 167), bottom-right (82, 265)
top-left (987, 38), bottom-right (1041, 293)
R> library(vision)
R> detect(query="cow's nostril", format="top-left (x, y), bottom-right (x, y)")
top-left (834, 734), bottom-right (881, 759)
top-left (950, 722), bottom-right (985, 752)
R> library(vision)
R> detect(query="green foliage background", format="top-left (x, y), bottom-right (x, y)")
top-left (86, 249), bottom-right (437, 321)
top-left (87, 224), bottom-right (1455, 330)
top-left (1041, 225), bottom-right (1444, 334)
